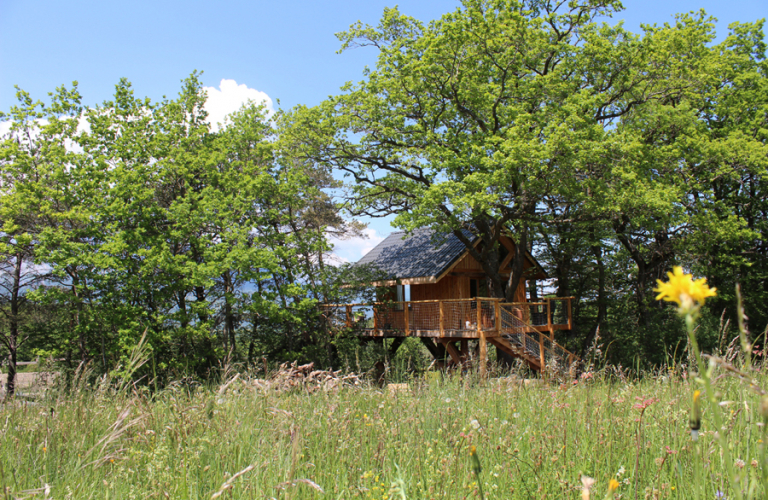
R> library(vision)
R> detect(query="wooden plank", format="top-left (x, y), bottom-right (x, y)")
top-left (494, 299), bottom-right (501, 337)
top-left (546, 298), bottom-right (554, 340)
top-left (488, 337), bottom-right (540, 371)
top-left (539, 332), bottom-right (546, 374)
top-left (345, 305), bottom-right (352, 328)
top-left (439, 340), bottom-right (463, 366)
top-left (477, 297), bottom-right (486, 379)
top-left (567, 298), bottom-right (573, 330)
top-left (439, 301), bottom-right (445, 337)
top-left (403, 302), bottom-right (410, 336)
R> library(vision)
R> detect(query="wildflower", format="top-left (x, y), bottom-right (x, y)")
top-left (715, 490), bottom-right (726, 498)
top-left (735, 459), bottom-right (745, 469)
top-left (470, 419), bottom-right (480, 430)
top-left (654, 266), bottom-right (716, 313)
top-left (580, 474), bottom-right (595, 500)
top-left (469, 446), bottom-right (482, 474)
top-left (751, 459), bottom-right (759, 468)
top-left (690, 390), bottom-right (702, 441)
top-left (606, 479), bottom-right (620, 499)
top-left (469, 446), bottom-right (485, 500)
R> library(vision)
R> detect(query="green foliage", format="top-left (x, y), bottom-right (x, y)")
top-left (299, 0), bottom-right (767, 366)
top-left (0, 73), bottom-right (368, 383)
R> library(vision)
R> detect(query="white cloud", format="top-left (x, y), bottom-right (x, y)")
top-left (203, 79), bottom-right (275, 131)
top-left (0, 119), bottom-right (12, 138)
top-left (327, 227), bottom-right (385, 266)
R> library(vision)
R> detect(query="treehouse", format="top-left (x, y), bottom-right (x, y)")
top-left (322, 228), bottom-right (578, 374)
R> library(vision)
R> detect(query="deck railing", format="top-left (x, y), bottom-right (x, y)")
top-left (320, 297), bottom-right (576, 373)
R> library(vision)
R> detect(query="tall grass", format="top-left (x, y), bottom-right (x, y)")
top-left (1, 362), bottom-right (766, 499)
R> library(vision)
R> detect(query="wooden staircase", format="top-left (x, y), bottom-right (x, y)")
top-left (489, 305), bottom-right (579, 373)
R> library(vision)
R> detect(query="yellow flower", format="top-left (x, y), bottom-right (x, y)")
top-left (608, 479), bottom-right (619, 492)
top-left (469, 445), bottom-right (482, 475)
top-left (605, 479), bottom-right (620, 499)
top-left (654, 267), bottom-right (716, 311)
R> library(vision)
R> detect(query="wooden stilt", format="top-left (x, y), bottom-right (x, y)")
top-left (440, 340), bottom-right (462, 366)
top-left (404, 301), bottom-right (410, 336)
top-left (439, 301), bottom-right (445, 337)
top-left (477, 298), bottom-right (487, 379)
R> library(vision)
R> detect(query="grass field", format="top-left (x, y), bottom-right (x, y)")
top-left (1, 359), bottom-right (767, 500)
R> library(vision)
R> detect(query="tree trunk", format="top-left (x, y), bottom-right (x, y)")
top-left (582, 239), bottom-right (607, 356)
top-left (4, 253), bottom-right (23, 398)
top-left (505, 223), bottom-right (528, 302)
top-left (223, 271), bottom-right (237, 361)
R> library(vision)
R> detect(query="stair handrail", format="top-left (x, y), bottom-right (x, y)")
top-left (499, 304), bottom-right (579, 369)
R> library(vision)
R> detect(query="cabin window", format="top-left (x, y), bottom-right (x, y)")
top-left (392, 284), bottom-right (409, 310)
top-left (469, 279), bottom-right (488, 298)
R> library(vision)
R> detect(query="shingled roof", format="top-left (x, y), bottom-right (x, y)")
top-left (357, 228), bottom-right (476, 282)
top-left (357, 227), bottom-right (546, 283)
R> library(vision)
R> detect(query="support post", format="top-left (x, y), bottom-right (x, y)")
top-left (404, 301), bottom-right (410, 336)
top-left (477, 298), bottom-right (486, 379)
top-left (567, 298), bottom-right (573, 330)
top-left (539, 332), bottom-right (546, 375)
top-left (346, 305), bottom-right (352, 328)
top-left (440, 339), bottom-right (462, 366)
top-left (547, 298), bottom-right (554, 340)
top-left (494, 299), bottom-right (501, 337)
top-left (439, 300), bottom-right (445, 337)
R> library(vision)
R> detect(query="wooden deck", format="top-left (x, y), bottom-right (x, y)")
top-left (320, 297), bottom-right (578, 375)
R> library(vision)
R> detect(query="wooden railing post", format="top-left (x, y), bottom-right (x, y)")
top-left (439, 301), bottom-right (445, 337)
top-left (477, 298), bottom-right (487, 379)
top-left (546, 298), bottom-right (553, 340)
top-left (373, 305), bottom-right (378, 332)
top-left (567, 297), bottom-right (573, 330)
top-left (404, 301), bottom-right (410, 336)
top-left (346, 305), bottom-right (352, 328)
top-left (494, 299), bottom-right (501, 336)
top-left (538, 331), bottom-right (546, 375)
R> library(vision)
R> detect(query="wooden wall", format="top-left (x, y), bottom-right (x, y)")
top-left (411, 237), bottom-right (531, 302)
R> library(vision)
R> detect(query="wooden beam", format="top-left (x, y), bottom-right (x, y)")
top-left (546, 298), bottom-right (554, 340)
top-left (439, 301), bottom-right (445, 337)
top-left (420, 338), bottom-right (447, 363)
top-left (439, 340), bottom-right (463, 366)
top-left (477, 297), bottom-right (487, 379)
top-left (388, 337), bottom-right (405, 357)
top-left (403, 301), bottom-right (410, 336)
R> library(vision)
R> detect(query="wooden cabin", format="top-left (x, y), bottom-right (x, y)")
top-left (322, 228), bottom-right (578, 374)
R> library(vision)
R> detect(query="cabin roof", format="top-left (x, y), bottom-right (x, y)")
top-left (357, 227), bottom-right (547, 283)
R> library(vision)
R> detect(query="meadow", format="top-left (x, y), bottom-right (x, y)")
top-left (2, 358), bottom-right (766, 500)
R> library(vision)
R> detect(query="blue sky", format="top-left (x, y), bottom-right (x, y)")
top-left (1, 0), bottom-right (765, 262)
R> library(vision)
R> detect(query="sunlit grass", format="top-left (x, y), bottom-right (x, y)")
top-left (1, 365), bottom-right (766, 499)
